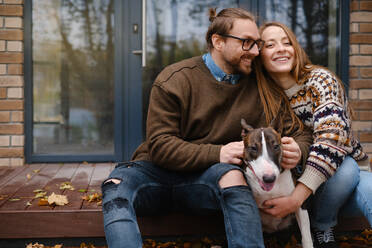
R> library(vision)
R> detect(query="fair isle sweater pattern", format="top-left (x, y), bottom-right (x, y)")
top-left (284, 68), bottom-right (368, 192)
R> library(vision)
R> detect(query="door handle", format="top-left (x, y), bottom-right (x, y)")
top-left (132, 50), bottom-right (143, 55)
top-left (132, 0), bottom-right (146, 67)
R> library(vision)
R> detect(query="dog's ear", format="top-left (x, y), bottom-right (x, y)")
top-left (241, 118), bottom-right (253, 137)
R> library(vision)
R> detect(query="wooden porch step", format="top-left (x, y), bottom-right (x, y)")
top-left (0, 164), bottom-right (369, 239)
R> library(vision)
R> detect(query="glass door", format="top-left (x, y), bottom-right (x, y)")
top-left (25, 0), bottom-right (127, 162)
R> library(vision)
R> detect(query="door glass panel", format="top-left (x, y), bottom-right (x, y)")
top-left (32, 0), bottom-right (115, 155)
top-left (262, 0), bottom-right (338, 72)
top-left (142, 0), bottom-right (239, 136)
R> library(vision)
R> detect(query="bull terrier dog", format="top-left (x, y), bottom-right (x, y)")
top-left (241, 118), bottom-right (313, 248)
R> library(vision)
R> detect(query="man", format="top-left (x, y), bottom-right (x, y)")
top-left (102, 8), bottom-right (311, 248)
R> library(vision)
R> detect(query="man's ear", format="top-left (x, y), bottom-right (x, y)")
top-left (211, 33), bottom-right (224, 51)
top-left (241, 118), bottom-right (253, 137)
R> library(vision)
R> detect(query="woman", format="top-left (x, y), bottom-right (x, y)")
top-left (255, 22), bottom-right (371, 248)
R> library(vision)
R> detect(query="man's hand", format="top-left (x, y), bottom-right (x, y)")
top-left (220, 141), bottom-right (244, 165)
top-left (262, 183), bottom-right (312, 218)
top-left (281, 137), bottom-right (301, 169)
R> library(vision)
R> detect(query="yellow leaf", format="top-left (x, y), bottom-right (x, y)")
top-left (9, 198), bottom-right (20, 201)
top-left (33, 169), bottom-right (40, 173)
top-left (34, 192), bottom-right (47, 198)
top-left (26, 243), bottom-right (44, 248)
top-left (48, 192), bottom-right (68, 206)
top-left (60, 182), bottom-right (75, 190)
top-left (27, 174), bottom-right (31, 180)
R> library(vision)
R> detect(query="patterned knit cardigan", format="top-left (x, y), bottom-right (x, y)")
top-left (284, 68), bottom-right (368, 192)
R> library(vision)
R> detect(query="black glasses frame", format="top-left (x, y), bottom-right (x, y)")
top-left (219, 34), bottom-right (265, 51)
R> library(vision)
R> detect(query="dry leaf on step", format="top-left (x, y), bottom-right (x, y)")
top-left (48, 192), bottom-right (68, 206)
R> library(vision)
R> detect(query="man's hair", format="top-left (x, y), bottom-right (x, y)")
top-left (205, 8), bottom-right (256, 51)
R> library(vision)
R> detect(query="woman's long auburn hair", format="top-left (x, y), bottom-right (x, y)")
top-left (254, 22), bottom-right (351, 134)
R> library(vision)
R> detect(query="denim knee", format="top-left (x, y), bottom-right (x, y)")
top-left (200, 163), bottom-right (246, 189)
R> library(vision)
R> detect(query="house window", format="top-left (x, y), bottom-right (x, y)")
top-left (259, 0), bottom-right (349, 84)
top-left (26, 0), bottom-right (117, 161)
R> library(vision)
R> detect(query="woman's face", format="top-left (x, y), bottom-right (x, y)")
top-left (260, 26), bottom-right (295, 77)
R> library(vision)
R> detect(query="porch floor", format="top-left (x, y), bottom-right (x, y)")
top-left (0, 163), bottom-right (225, 239)
top-left (0, 163), bottom-right (368, 239)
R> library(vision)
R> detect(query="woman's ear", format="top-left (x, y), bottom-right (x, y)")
top-left (211, 33), bottom-right (224, 51)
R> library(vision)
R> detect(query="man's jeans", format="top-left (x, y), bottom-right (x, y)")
top-left (101, 161), bottom-right (265, 248)
top-left (310, 156), bottom-right (372, 230)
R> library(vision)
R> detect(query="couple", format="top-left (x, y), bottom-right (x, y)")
top-left (101, 7), bottom-right (371, 248)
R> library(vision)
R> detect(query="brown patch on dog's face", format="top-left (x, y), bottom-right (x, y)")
top-left (242, 126), bottom-right (282, 168)
top-left (263, 127), bottom-right (282, 167)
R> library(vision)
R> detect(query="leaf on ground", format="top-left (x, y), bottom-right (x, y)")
top-left (79, 243), bottom-right (95, 248)
top-left (82, 193), bottom-right (102, 205)
top-left (26, 243), bottom-right (44, 248)
top-left (26, 201), bottom-right (32, 206)
top-left (48, 192), bottom-right (68, 206)
top-left (60, 182), bottom-right (75, 190)
top-left (78, 189), bottom-right (87, 193)
top-left (9, 198), bottom-right (20, 201)
top-left (34, 191), bottom-right (47, 198)
top-left (27, 173), bottom-right (32, 180)
top-left (33, 169), bottom-right (40, 174)
top-left (0, 194), bottom-right (8, 200)
top-left (38, 198), bottom-right (49, 206)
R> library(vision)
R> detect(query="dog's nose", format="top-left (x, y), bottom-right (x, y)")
top-left (263, 174), bottom-right (276, 183)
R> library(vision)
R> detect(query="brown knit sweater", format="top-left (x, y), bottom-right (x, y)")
top-left (132, 56), bottom-right (312, 172)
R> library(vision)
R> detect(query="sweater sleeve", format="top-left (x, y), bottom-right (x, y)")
top-left (298, 70), bottom-right (352, 193)
top-left (146, 83), bottom-right (221, 171)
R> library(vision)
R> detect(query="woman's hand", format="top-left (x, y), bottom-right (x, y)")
top-left (281, 137), bottom-right (302, 169)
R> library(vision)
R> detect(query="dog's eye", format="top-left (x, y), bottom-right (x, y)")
top-left (248, 146), bottom-right (257, 153)
top-left (274, 144), bottom-right (280, 151)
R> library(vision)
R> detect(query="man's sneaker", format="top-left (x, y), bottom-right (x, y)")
top-left (312, 227), bottom-right (339, 248)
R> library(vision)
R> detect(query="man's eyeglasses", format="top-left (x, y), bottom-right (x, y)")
top-left (219, 34), bottom-right (265, 51)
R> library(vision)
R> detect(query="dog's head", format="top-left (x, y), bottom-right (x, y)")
top-left (241, 118), bottom-right (282, 192)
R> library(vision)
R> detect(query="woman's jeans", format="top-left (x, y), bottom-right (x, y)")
top-left (310, 156), bottom-right (372, 230)
top-left (101, 161), bottom-right (265, 248)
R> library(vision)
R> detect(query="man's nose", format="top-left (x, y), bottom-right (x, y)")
top-left (249, 44), bottom-right (260, 56)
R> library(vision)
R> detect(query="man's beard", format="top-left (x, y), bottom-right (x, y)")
top-left (225, 54), bottom-right (253, 75)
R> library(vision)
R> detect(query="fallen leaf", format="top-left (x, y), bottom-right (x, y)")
top-left (26, 243), bottom-right (44, 248)
top-left (33, 169), bottom-right (40, 173)
top-left (60, 182), bottom-right (75, 190)
top-left (78, 189), bottom-right (87, 193)
top-left (33, 189), bottom-right (45, 193)
top-left (34, 191), bottom-right (47, 198)
top-left (82, 193), bottom-right (102, 204)
top-left (0, 194), bottom-right (8, 200)
top-left (9, 198), bottom-right (20, 201)
top-left (27, 173), bottom-right (31, 180)
top-left (26, 201), bottom-right (32, 206)
top-left (38, 198), bottom-right (49, 206)
top-left (48, 192), bottom-right (68, 206)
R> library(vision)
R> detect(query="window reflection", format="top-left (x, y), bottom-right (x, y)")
top-left (142, 0), bottom-right (239, 136)
top-left (32, 0), bottom-right (115, 155)
top-left (261, 0), bottom-right (338, 72)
